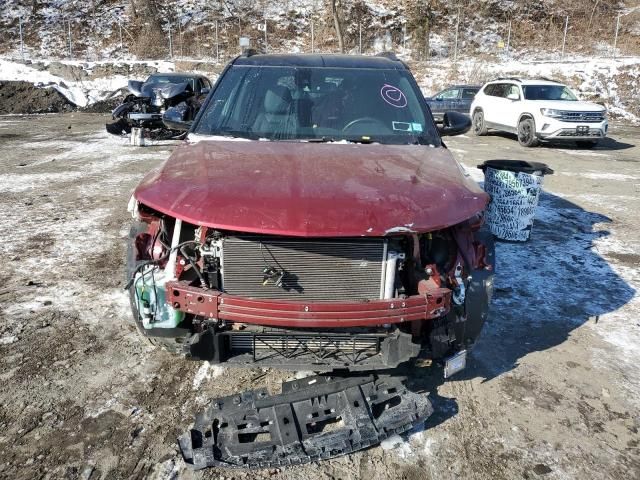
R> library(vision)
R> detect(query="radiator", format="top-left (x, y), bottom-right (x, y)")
top-left (221, 236), bottom-right (387, 301)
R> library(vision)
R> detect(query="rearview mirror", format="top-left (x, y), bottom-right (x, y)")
top-left (438, 111), bottom-right (471, 137)
top-left (163, 105), bottom-right (192, 131)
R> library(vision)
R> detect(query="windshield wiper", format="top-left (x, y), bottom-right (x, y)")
top-left (285, 136), bottom-right (336, 143)
top-left (212, 128), bottom-right (260, 140)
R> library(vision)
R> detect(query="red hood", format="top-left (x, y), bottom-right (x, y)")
top-left (134, 140), bottom-right (488, 237)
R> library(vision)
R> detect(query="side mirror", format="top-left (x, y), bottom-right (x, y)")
top-left (507, 93), bottom-right (520, 101)
top-left (438, 111), bottom-right (471, 137)
top-left (201, 87), bottom-right (210, 95)
top-left (435, 97), bottom-right (443, 101)
top-left (163, 105), bottom-right (192, 131)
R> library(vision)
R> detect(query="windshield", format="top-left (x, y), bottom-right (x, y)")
top-left (522, 85), bottom-right (577, 101)
top-left (147, 75), bottom-right (195, 90)
top-left (193, 65), bottom-right (438, 145)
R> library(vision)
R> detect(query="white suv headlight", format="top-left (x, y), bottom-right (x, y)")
top-left (540, 108), bottom-right (563, 118)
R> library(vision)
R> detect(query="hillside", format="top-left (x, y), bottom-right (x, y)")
top-left (0, 1), bottom-right (639, 122)
top-left (0, 1), bottom-right (639, 61)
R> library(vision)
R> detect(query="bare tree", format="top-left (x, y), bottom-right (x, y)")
top-left (331, 0), bottom-right (345, 53)
top-left (406, 0), bottom-right (436, 60)
top-left (588, 0), bottom-right (600, 28)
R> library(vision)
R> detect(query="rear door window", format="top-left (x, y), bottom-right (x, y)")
top-left (461, 88), bottom-right (479, 99)
top-left (437, 88), bottom-right (460, 100)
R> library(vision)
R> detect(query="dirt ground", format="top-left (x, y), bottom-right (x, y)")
top-left (0, 82), bottom-right (76, 114)
top-left (0, 114), bottom-right (638, 480)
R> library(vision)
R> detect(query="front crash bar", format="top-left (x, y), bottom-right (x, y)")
top-left (166, 281), bottom-right (452, 328)
top-left (179, 374), bottom-right (433, 469)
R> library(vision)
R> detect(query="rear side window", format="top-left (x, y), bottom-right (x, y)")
top-left (485, 83), bottom-right (513, 98)
top-left (437, 88), bottom-right (460, 100)
top-left (461, 88), bottom-right (479, 99)
top-left (483, 84), bottom-right (498, 96)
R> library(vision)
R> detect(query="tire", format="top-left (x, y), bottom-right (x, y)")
top-left (126, 221), bottom-right (187, 355)
top-left (517, 118), bottom-right (539, 147)
top-left (576, 140), bottom-right (598, 149)
top-left (472, 110), bottom-right (488, 136)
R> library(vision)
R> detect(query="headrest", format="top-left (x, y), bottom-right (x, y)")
top-left (264, 86), bottom-right (292, 114)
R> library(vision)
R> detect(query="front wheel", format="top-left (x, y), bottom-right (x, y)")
top-left (472, 110), bottom-right (487, 136)
top-left (517, 118), bottom-right (539, 147)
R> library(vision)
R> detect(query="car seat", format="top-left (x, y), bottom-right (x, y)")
top-left (252, 86), bottom-right (297, 137)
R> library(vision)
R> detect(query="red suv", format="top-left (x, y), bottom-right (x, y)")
top-left (126, 53), bottom-right (494, 374)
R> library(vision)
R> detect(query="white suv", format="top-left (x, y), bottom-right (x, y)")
top-left (469, 78), bottom-right (608, 148)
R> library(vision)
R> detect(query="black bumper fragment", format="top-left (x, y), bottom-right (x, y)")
top-left (185, 327), bottom-right (422, 372)
top-left (179, 374), bottom-right (433, 469)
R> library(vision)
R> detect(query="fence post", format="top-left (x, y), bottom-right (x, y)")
top-left (19, 16), bottom-right (24, 60)
top-left (67, 19), bottom-right (72, 59)
top-left (311, 15), bottom-right (314, 53)
top-left (215, 19), bottom-right (219, 63)
top-left (264, 18), bottom-right (268, 52)
top-left (453, 6), bottom-right (460, 62)
top-left (506, 20), bottom-right (511, 57)
top-left (402, 23), bottom-right (406, 50)
top-left (118, 17), bottom-right (123, 52)
top-left (613, 14), bottom-right (621, 58)
top-left (561, 15), bottom-right (568, 59)
top-left (168, 19), bottom-right (173, 59)
top-left (425, 22), bottom-right (429, 60)
top-left (359, 21), bottom-right (362, 54)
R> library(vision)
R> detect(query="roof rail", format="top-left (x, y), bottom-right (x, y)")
top-left (493, 77), bottom-right (522, 82)
top-left (535, 76), bottom-right (562, 83)
top-left (375, 52), bottom-right (400, 61)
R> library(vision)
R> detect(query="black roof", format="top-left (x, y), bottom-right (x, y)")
top-left (232, 53), bottom-right (407, 70)
top-left (150, 71), bottom-right (208, 79)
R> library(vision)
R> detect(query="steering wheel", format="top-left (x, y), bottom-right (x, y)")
top-left (342, 117), bottom-right (388, 133)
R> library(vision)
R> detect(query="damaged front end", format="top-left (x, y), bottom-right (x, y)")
top-left (125, 199), bottom-right (494, 373)
top-left (179, 374), bottom-right (433, 469)
top-left (106, 79), bottom-right (200, 139)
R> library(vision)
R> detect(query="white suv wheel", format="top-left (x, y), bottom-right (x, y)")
top-left (517, 118), bottom-right (539, 147)
top-left (472, 110), bottom-right (487, 136)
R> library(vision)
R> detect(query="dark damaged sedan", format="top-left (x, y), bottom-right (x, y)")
top-left (125, 53), bottom-right (495, 467)
top-left (107, 72), bottom-right (211, 137)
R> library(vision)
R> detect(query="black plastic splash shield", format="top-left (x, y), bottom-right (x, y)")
top-left (179, 374), bottom-right (433, 469)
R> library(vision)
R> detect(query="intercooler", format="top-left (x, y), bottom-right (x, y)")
top-left (221, 236), bottom-right (388, 301)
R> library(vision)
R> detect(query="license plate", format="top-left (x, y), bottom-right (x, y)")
top-left (444, 350), bottom-right (467, 378)
top-left (576, 126), bottom-right (590, 134)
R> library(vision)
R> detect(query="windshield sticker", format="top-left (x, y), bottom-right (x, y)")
top-left (392, 121), bottom-right (423, 133)
top-left (381, 84), bottom-right (408, 108)
top-left (392, 121), bottom-right (412, 132)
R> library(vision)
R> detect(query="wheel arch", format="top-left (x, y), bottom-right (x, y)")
top-left (518, 112), bottom-right (535, 124)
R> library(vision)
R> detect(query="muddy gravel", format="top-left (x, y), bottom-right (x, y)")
top-left (0, 114), bottom-right (638, 480)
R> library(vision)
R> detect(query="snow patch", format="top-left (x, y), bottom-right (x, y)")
top-left (192, 361), bottom-right (224, 390)
top-left (0, 335), bottom-right (18, 345)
